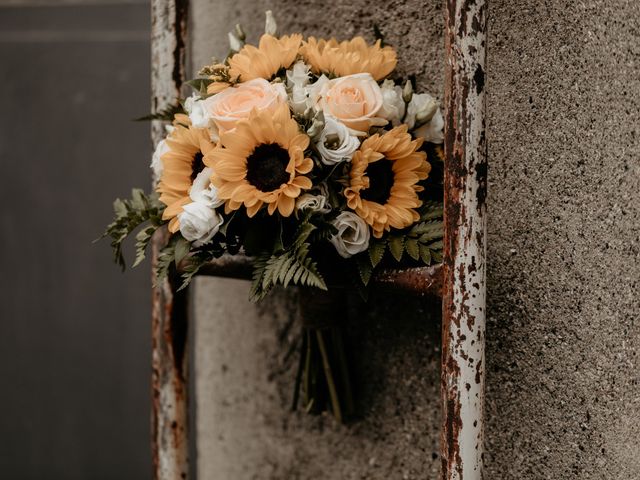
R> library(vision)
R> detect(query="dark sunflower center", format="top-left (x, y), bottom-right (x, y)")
top-left (246, 143), bottom-right (290, 192)
top-left (361, 159), bottom-right (395, 204)
top-left (191, 151), bottom-right (204, 182)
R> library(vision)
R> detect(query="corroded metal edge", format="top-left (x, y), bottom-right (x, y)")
top-left (151, 0), bottom-right (189, 479)
top-left (441, 0), bottom-right (488, 479)
top-left (187, 256), bottom-right (443, 298)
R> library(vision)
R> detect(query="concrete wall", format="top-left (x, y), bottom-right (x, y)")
top-left (485, 0), bottom-right (640, 477)
top-left (189, 0), bottom-right (640, 478)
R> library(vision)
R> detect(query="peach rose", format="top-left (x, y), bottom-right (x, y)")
top-left (317, 73), bottom-right (388, 133)
top-left (203, 78), bottom-right (287, 132)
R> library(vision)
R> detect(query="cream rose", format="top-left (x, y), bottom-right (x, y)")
top-left (317, 73), bottom-right (388, 134)
top-left (329, 211), bottom-right (371, 258)
top-left (203, 78), bottom-right (287, 132)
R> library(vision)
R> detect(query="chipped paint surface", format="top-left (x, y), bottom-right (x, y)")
top-left (151, 0), bottom-right (189, 479)
top-left (441, 0), bottom-right (488, 479)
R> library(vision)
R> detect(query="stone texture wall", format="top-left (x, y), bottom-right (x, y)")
top-left (485, 0), bottom-right (640, 477)
top-left (189, 0), bottom-right (640, 478)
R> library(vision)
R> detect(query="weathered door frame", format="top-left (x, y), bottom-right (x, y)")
top-left (149, 0), bottom-right (487, 478)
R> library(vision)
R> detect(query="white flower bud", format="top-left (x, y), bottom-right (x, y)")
top-left (286, 62), bottom-right (311, 115)
top-left (379, 79), bottom-right (406, 127)
top-left (404, 93), bottom-right (440, 129)
top-left (402, 80), bottom-right (413, 103)
top-left (178, 202), bottom-right (224, 247)
top-left (184, 94), bottom-right (210, 129)
top-left (234, 24), bottom-right (246, 41)
top-left (265, 10), bottom-right (278, 36)
top-left (228, 31), bottom-right (244, 53)
top-left (151, 139), bottom-right (169, 179)
top-left (295, 193), bottom-right (331, 214)
top-left (413, 107), bottom-right (444, 144)
top-left (329, 211), bottom-right (371, 258)
top-left (189, 167), bottom-right (224, 208)
top-left (316, 117), bottom-right (360, 165)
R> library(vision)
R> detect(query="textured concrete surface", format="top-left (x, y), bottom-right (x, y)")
top-left (0, 3), bottom-right (152, 478)
top-left (485, 0), bottom-right (640, 478)
top-left (190, 0), bottom-right (640, 478)
top-left (190, 2), bottom-right (445, 478)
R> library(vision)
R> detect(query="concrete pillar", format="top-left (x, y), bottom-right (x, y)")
top-left (485, 0), bottom-right (640, 477)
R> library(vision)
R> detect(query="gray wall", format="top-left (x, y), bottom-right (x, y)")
top-left (485, 0), bottom-right (640, 477)
top-left (0, 2), bottom-right (152, 478)
top-left (190, 0), bottom-right (640, 479)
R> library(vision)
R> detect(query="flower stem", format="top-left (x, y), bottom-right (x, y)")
top-left (316, 329), bottom-right (343, 423)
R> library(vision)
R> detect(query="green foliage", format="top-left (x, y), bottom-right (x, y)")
top-left (99, 189), bottom-right (166, 270)
top-left (134, 102), bottom-right (185, 122)
top-left (249, 217), bottom-right (327, 302)
top-left (186, 78), bottom-right (214, 97)
top-left (355, 200), bottom-right (444, 287)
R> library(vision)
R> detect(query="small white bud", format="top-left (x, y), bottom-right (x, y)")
top-left (234, 24), bottom-right (246, 41)
top-left (228, 31), bottom-right (243, 52)
top-left (265, 10), bottom-right (278, 36)
top-left (402, 80), bottom-right (413, 103)
top-left (415, 97), bottom-right (438, 125)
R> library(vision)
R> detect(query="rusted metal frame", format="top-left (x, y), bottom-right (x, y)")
top-left (441, 0), bottom-right (488, 478)
top-left (190, 256), bottom-right (444, 297)
top-left (150, 0), bottom-right (190, 479)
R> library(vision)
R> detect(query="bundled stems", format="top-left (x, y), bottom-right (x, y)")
top-left (292, 288), bottom-right (354, 423)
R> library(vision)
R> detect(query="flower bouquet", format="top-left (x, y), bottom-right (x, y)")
top-left (103, 12), bottom-right (444, 422)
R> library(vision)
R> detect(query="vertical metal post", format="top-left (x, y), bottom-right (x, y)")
top-left (441, 0), bottom-right (488, 478)
top-left (150, 0), bottom-right (189, 479)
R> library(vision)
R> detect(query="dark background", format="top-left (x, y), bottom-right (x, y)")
top-left (0, 1), bottom-right (152, 478)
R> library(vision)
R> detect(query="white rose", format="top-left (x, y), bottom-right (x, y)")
top-left (189, 167), bottom-right (224, 208)
top-left (295, 193), bottom-right (331, 214)
top-left (404, 93), bottom-right (439, 129)
top-left (151, 139), bottom-right (170, 179)
top-left (178, 202), bottom-right (224, 247)
top-left (286, 61), bottom-right (311, 115)
top-left (414, 107), bottom-right (444, 144)
top-left (329, 211), bottom-right (371, 258)
top-left (379, 79), bottom-right (406, 126)
top-left (184, 94), bottom-right (210, 129)
top-left (316, 117), bottom-right (360, 165)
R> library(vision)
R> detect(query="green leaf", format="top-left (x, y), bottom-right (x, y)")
top-left (427, 239), bottom-right (443, 251)
top-left (405, 237), bottom-right (420, 261)
top-left (134, 102), bottom-right (184, 122)
top-left (419, 244), bottom-right (432, 264)
top-left (356, 255), bottom-right (373, 286)
top-left (174, 236), bottom-right (191, 265)
top-left (368, 239), bottom-right (387, 267)
top-left (388, 235), bottom-right (405, 262)
top-left (186, 78), bottom-right (214, 94)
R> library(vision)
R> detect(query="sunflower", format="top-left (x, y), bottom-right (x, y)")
top-left (207, 104), bottom-right (313, 217)
top-left (228, 34), bottom-right (302, 81)
top-left (300, 36), bottom-right (397, 81)
top-left (156, 114), bottom-right (216, 232)
top-left (344, 126), bottom-right (430, 238)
